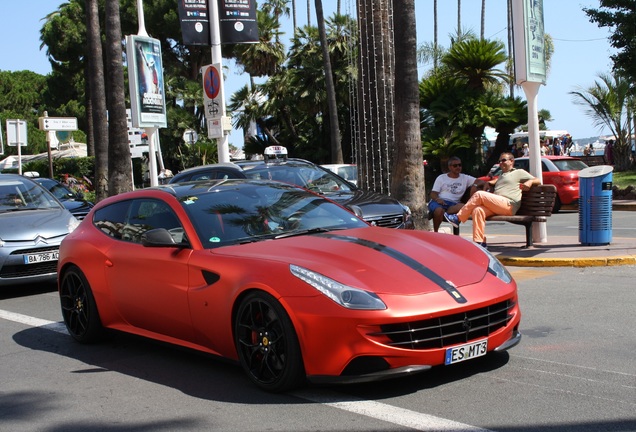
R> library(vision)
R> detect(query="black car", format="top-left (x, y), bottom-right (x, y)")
top-left (170, 147), bottom-right (413, 229)
top-left (33, 177), bottom-right (94, 220)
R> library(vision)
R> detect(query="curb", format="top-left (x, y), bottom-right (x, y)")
top-left (497, 255), bottom-right (636, 267)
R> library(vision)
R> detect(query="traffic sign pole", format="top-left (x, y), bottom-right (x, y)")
top-left (208, 0), bottom-right (230, 163)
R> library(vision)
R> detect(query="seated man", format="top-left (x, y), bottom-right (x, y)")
top-left (444, 152), bottom-right (540, 248)
top-left (428, 156), bottom-right (484, 232)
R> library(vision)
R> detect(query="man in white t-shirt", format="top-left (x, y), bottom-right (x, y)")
top-left (428, 157), bottom-right (485, 232)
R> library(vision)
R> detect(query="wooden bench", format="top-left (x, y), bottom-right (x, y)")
top-left (451, 184), bottom-right (557, 248)
top-left (579, 155), bottom-right (607, 167)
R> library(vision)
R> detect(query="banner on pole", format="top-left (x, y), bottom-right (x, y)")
top-left (218, 0), bottom-right (259, 44)
top-left (177, 0), bottom-right (211, 46)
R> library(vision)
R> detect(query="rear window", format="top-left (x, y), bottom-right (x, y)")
top-left (552, 159), bottom-right (588, 172)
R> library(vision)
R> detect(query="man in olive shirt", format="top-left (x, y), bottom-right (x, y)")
top-left (444, 152), bottom-right (540, 248)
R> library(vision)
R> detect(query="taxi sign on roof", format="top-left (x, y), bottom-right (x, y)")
top-left (264, 146), bottom-right (288, 155)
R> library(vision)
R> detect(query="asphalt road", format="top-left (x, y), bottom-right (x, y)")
top-left (1, 266), bottom-right (635, 432)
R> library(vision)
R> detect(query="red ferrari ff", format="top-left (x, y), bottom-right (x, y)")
top-left (58, 179), bottom-right (521, 392)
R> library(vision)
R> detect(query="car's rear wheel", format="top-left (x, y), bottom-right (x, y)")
top-left (553, 195), bottom-right (562, 213)
top-left (234, 291), bottom-right (305, 392)
top-left (59, 266), bottom-right (103, 343)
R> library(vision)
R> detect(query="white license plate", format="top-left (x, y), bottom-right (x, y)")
top-left (445, 339), bottom-right (488, 365)
top-left (24, 251), bottom-right (59, 264)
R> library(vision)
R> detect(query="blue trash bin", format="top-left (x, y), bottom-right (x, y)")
top-left (578, 165), bottom-right (613, 245)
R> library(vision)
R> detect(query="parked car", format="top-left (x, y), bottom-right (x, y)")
top-left (480, 156), bottom-right (588, 212)
top-left (58, 178), bottom-right (521, 392)
top-left (33, 177), bottom-right (94, 220)
top-left (170, 147), bottom-right (413, 229)
top-left (0, 174), bottom-right (79, 286)
top-left (321, 164), bottom-right (358, 185)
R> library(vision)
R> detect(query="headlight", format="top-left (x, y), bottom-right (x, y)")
top-left (481, 246), bottom-right (512, 284)
top-left (290, 264), bottom-right (386, 310)
top-left (68, 217), bottom-right (80, 233)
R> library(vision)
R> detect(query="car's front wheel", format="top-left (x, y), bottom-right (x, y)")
top-left (59, 265), bottom-right (103, 343)
top-left (234, 291), bottom-right (305, 392)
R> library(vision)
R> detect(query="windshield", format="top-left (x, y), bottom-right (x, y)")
top-left (37, 179), bottom-right (76, 200)
top-left (180, 182), bottom-right (367, 249)
top-left (242, 163), bottom-right (355, 194)
top-left (0, 179), bottom-right (63, 212)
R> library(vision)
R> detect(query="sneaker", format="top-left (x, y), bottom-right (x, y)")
top-left (444, 213), bottom-right (460, 228)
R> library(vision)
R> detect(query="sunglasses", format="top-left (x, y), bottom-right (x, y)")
top-left (450, 163), bottom-right (462, 167)
top-left (499, 159), bottom-right (510, 163)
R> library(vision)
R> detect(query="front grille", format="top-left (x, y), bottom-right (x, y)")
top-left (375, 300), bottom-right (514, 350)
top-left (366, 214), bottom-right (404, 228)
top-left (10, 246), bottom-right (59, 255)
top-left (0, 261), bottom-right (58, 278)
top-left (0, 246), bottom-right (59, 279)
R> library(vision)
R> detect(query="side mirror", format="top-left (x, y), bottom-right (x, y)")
top-left (141, 228), bottom-right (188, 248)
top-left (348, 205), bottom-right (364, 219)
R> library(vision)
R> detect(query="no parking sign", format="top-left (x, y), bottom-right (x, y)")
top-left (202, 64), bottom-right (224, 119)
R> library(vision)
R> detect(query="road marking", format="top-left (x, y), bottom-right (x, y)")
top-left (1, 309), bottom-right (491, 431)
top-left (293, 389), bottom-right (492, 431)
top-left (0, 309), bottom-right (68, 334)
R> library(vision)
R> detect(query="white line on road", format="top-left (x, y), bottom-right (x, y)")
top-left (292, 390), bottom-right (493, 431)
top-left (1, 308), bottom-right (491, 431)
top-left (0, 309), bottom-right (68, 334)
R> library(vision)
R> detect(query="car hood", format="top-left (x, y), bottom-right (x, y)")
top-left (322, 189), bottom-right (405, 217)
top-left (61, 199), bottom-right (94, 214)
top-left (215, 227), bottom-right (489, 295)
top-left (0, 209), bottom-right (75, 241)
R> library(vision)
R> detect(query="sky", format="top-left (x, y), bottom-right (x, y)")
top-left (0, 0), bottom-right (617, 146)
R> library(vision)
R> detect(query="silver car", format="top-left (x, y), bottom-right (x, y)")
top-left (0, 174), bottom-right (79, 286)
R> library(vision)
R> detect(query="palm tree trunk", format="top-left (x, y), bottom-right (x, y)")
top-left (481, 0), bottom-right (486, 40)
top-left (457, 0), bottom-right (461, 35)
top-left (85, 0), bottom-right (109, 201)
top-left (391, 0), bottom-right (426, 229)
top-left (434, 0), bottom-right (438, 69)
top-left (315, 0), bottom-right (343, 163)
top-left (104, 0), bottom-right (133, 195)
top-left (291, 0), bottom-right (297, 30)
top-left (356, 0), bottom-right (395, 194)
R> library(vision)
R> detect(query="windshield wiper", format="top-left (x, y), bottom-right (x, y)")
top-left (2, 207), bottom-right (41, 212)
top-left (274, 227), bottom-right (346, 239)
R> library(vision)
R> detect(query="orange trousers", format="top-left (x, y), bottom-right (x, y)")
top-left (456, 191), bottom-right (513, 243)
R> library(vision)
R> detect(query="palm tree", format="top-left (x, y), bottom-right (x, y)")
top-left (104, 0), bottom-right (132, 195)
top-left (85, 0), bottom-right (109, 202)
top-left (315, 0), bottom-right (343, 163)
top-left (570, 73), bottom-right (633, 171)
top-left (391, 0), bottom-right (426, 228)
top-left (442, 38), bottom-right (508, 91)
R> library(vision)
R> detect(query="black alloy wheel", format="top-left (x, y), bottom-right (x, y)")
top-left (234, 291), bottom-right (304, 392)
top-left (59, 266), bottom-right (103, 343)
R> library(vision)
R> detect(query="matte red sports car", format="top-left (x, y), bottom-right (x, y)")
top-left (58, 179), bottom-right (521, 392)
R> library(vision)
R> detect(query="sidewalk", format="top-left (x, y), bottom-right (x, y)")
top-left (449, 200), bottom-right (636, 267)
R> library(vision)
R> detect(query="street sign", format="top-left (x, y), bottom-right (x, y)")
top-left (6, 119), bottom-right (28, 147)
top-left (183, 129), bottom-right (198, 145)
top-left (38, 117), bottom-right (78, 131)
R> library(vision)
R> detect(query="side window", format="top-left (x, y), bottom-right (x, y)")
top-left (93, 201), bottom-right (132, 239)
top-left (122, 199), bottom-right (183, 244)
top-left (541, 162), bottom-right (549, 172)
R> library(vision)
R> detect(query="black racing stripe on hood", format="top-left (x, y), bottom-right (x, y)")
top-left (317, 233), bottom-right (467, 304)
